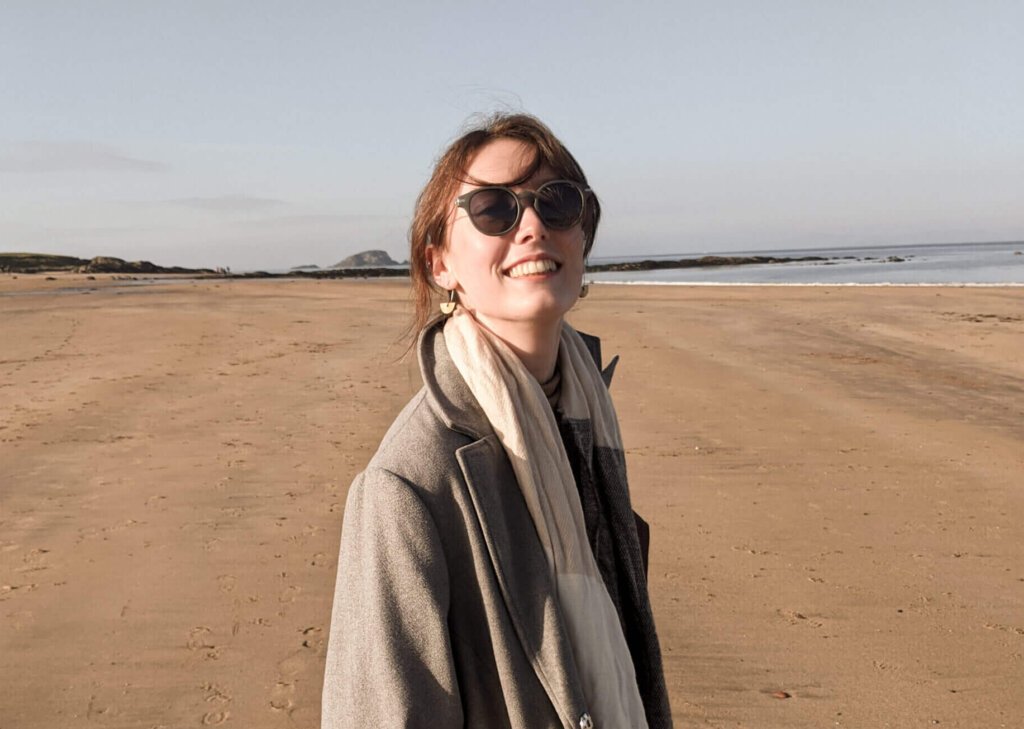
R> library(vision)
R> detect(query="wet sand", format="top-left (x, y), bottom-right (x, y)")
top-left (2, 275), bottom-right (1022, 728)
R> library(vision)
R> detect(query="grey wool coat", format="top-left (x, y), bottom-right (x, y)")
top-left (322, 317), bottom-right (671, 729)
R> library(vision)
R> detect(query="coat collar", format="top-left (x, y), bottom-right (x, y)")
top-left (417, 314), bottom-right (616, 440)
top-left (417, 315), bottom-right (493, 440)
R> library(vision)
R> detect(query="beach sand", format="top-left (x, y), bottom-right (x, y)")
top-left (2, 275), bottom-right (1022, 728)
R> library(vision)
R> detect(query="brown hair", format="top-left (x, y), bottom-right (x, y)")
top-left (407, 112), bottom-right (601, 336)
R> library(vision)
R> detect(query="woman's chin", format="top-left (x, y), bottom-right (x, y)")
top-left (518, 288), bottom-right (579, 318)
top-left (471, 299), bottom-right (574, 332)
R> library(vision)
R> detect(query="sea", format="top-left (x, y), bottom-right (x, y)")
top-left (587, 240), bottom-right (1024, 286)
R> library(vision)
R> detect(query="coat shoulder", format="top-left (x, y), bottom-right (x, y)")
top-left (360, 387), bottom-right (478, 500)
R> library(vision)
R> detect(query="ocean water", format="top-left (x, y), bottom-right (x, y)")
top-left (587, 241), bottom-right (1024, 285)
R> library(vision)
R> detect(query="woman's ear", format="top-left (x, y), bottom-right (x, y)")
top-left (426, 245), bottom-right (456, 290)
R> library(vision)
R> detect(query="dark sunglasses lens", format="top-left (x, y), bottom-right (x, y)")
top-left (468, 188), bottom-right (519, 235)
top-left (536, 182), bottom-right (584, 229)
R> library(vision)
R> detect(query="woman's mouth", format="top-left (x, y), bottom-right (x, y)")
top-left (506, 259), bottom-right (560, 279)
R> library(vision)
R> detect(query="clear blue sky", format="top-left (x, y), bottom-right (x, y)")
top-left (2, 1), bottom-right (1022, 270)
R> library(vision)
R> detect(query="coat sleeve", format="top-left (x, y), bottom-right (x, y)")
top-left (322, 467), bottom-right (462, 728)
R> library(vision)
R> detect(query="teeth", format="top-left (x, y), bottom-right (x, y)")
top-left (507, 259), bottom-right (559, 278)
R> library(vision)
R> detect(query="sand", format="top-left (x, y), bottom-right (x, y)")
top-left (1, 274), bottom-right (1021, 728)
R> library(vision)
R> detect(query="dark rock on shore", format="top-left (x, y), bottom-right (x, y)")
top-left (233, 267), bottom-right (410, 280)
top-left (79, 256), bottom-right (160, 273)
top-left (584, 255), bottom-right (828, 273)
top-left (77, 256), bottom-right (213, 274)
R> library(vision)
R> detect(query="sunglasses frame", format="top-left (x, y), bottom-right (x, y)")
top-left (454, 179), bottom-right (591, 237)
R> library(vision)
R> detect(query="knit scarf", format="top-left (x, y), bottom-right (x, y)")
top-left (444, 308), bottom-right (649, 728)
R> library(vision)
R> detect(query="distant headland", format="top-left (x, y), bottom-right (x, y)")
top-left (0, 253), bottom-right (215, 275)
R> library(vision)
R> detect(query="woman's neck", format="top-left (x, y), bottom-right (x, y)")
top-left (473, 314), bottom-right (562, 382)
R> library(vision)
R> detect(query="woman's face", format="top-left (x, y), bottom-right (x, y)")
top-left (430, 138), bottom-right (586, 338)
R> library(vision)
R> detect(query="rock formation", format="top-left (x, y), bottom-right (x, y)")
top-left (333, 250), bottom-right (399, 268)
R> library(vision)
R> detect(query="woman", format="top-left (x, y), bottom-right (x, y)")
top-left (322, 113), bottom-right (672, 728)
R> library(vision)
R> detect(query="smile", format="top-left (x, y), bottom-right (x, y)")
top-left (506, 259), bottom-right (560, 279)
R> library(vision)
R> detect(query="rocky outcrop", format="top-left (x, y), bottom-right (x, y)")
top-left (333, 250), bottom-right (399, 268)
top-left (75, 256), bottom-right (211, 274)
top-left (0, 253), bottom-right (213, 274)
top-left (0, 253), bottom-right (89, 273)
top-left (584, 255), bottom-right (828, 273)
top-left (77, 256), bottom-right (161, 273)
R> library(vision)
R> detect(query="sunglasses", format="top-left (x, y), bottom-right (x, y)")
top-left (454, 179), bottom-right (591, 236)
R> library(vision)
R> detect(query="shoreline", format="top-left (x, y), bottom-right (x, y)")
top-left (3, 271), bottom-right (1023, 297)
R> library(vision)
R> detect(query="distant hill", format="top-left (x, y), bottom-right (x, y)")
top-left (333, 250), bottom-right (401, 268)
top-left (0, 253), bottom-right (88, 272)
top-left (0, 252), bottom-right (211, 274)
top-left (289, 264), bottom-right (320, 271)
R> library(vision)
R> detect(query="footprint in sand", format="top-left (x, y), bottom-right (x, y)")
top-left (270, 680), bottom-right (296, 714)
top-left (187, 627), bottom-right (225, 660)
top-left (201, 682), bottom-right (232, 705)
top-left (86, 695), bottom-right (115, 719)
top-left (187, 626), bottom-right (218, 657)
top-left (187, 626), bottom-right (212, 647)
top-left (216, 574), bottom-right (237, 593)
top-left (201, 710), bottom-right (230, 725)
top-left (21, 547), bottom-right (51, 570)
top-left (204, 538), bottom-right (223, 553)
top-left (778, 609), bottom-right (827, 628)
top-left (276, 649), bottom-right (308, 679)
top-left (984, 622), bottom-right (1024, 635)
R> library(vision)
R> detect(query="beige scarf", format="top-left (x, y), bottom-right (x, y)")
top-left (445, 308), bottom-right (648, 728)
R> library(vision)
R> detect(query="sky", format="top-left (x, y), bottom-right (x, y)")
top-left (2, 0), bottom-right (1022, 271)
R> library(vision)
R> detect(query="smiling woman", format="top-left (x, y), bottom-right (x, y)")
top-left (322, 113), bottom-right (672, 729)
top-left (427, 138), bottom-right (589, 382)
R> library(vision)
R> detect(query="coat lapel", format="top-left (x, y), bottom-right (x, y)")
top-left (457, 438), bottom-right (588, 727)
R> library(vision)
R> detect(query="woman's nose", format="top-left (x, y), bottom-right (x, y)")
top-left (513, 203), bottom-right (547, 244)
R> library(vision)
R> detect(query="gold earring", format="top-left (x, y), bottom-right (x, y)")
top-left (440, 289), bottom-right (457, 315)
top-left (579, 282), bottom-right (590, 299)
